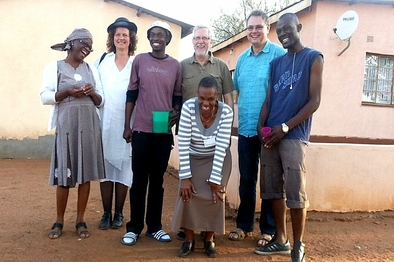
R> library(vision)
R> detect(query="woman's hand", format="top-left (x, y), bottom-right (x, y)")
top-left (180, 178), bottom-right (196, 203)
top-left (81, 83), bottom-right (96, 96)
top-left (68, 86), bottom-right (85, 98)
top-left (68, 83), bottom-right (95, 98)
top-left (206, 180), bottom-right (226, 203)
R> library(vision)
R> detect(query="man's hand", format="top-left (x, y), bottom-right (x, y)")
top-left (263, 125), bottom-right (285, 148)
top-left (123, 128), bottom-right (133, 143)
top-left (169, 108), bottom-right (180, 127)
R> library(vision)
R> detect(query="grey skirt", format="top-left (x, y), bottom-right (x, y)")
top-left (49, 99), bottom-right (105, 187)
top-left (171, 149), bottom-right (231, 234)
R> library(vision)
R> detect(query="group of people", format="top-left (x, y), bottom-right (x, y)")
top-left (40, 9), bottom-right (323, 262)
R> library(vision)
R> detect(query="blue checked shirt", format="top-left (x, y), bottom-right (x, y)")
top-left (233, 40), bottom-right (285, 137)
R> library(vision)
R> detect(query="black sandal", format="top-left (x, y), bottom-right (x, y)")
top-left (76, 222), bottom-right (90, 238)
top-left (48, 223), bottom-right (63, 239)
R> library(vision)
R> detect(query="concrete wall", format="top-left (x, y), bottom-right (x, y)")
top-left (0, 0), bottom-right (184, 158)
top-left (169, 135), bottom-right (394, 212)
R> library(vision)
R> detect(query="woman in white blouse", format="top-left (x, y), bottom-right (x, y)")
top-left (95, 17), bottom-right (138, 230)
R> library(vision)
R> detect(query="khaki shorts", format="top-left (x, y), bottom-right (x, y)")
top-left (260, 139), bottom-right (310, 209)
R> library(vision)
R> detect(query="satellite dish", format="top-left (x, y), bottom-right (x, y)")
top-left (334, 10), bottom-right (359, 41)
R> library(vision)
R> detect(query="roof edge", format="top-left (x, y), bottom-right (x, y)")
top-left (105, 0), bottom-right (194, 38)
top-left (212, 0), bottom-right (312, 52)
top-left (212, 0), bottom-right (394, 52)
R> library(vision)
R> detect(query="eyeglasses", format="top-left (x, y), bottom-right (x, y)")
top-left (78, 39), bottom-right (93, 52)
top-left (246, 25), bottom-right (266, 31)
top-left (193, 36), bottom-right (210, 41)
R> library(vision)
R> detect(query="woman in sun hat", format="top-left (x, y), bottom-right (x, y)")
top-left (94, 17), bottom-right (138, 230)
top-left (40, 28), bottom-right (105, 239)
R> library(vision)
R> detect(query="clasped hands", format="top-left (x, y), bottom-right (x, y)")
top-left (69, 83), bottom-right (95, 98)
top-left (180, 178), bottom-right (226, 204)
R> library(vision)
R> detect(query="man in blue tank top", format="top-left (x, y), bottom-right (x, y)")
top-left (255, 13), bottom-right (324, 262)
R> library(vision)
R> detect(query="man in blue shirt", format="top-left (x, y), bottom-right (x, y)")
top-left (229, 10), bottom-right (285, 248)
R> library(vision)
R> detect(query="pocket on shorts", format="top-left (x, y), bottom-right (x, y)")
top-left (261, 164), bottom-right (284, 195)
top-left (285, 167), bottom-right (307, 204)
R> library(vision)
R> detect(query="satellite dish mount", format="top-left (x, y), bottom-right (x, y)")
top-left (333, 10), bottom-right (359, 56)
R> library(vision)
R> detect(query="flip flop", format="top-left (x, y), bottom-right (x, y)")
top-left (145, 229), bottom-right (171, 242)
top-left (121, 232), bottom-right (139, 246)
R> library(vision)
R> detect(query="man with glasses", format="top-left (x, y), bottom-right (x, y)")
top-left (228, 10), bottom-right (285, 249)
top-left (180, 25), bottom-right (234, 107)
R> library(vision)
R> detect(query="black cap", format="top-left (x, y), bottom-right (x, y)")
top-left (107, 17), bottom-right (137, 34)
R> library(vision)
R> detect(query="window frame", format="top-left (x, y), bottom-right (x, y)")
top-left (362, 53), bottom-right (394, 107)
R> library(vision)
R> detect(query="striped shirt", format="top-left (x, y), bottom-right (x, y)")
top-left (178, 98), bottom-right (233, 185)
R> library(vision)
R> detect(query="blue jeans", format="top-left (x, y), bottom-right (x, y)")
top-left (237, 135), bottom-right (275, 235)
top-left (125, 131), bottom-right (173, 235)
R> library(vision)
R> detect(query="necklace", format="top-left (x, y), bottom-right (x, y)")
top-left (200, 107), bottom-right (216, 124)
top-left (289, 46), bottom-right (306, 90)
top-left (200, 112), bottom-right (214, 124)
top-left (290, 52), bottom-right (296, 90)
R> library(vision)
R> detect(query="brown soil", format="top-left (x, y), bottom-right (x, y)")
top-left (1, 158), bottom-right (394, 262)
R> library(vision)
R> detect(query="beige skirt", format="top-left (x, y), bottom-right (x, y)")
top-left (171, 149), bottom-right (231, 234)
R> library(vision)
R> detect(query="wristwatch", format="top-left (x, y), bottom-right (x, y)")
top-left (281, 123), bottom-right (289, 134)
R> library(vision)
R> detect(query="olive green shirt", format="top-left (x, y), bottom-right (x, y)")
top-left (180, 52), bottom-right (234, 102)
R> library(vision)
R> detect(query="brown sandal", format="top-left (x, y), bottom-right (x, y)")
top-left (257, 234), bottom-right (274, 247)
top-left (228, 228), bottom-right (252, 241)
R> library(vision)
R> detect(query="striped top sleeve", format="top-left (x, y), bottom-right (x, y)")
top-left (178, 98), bottom-right (233, 185)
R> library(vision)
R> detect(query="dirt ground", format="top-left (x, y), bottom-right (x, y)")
top-left (1, 158), bottom-right (394, 262)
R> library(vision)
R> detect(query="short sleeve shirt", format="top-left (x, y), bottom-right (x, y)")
top-left (181, 52), bottom-right (234, 102)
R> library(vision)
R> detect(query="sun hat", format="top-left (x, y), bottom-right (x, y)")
top-left (146, 20), bottom-right (172, 45)
top-left (107, 17), bottom-right (138, 34)
top-left (50, 28), bottom-right (92, 51)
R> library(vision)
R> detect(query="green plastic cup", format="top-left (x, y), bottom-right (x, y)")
top-left (152, 111), bottom-right (170, 133)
